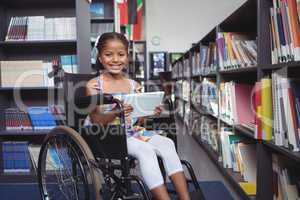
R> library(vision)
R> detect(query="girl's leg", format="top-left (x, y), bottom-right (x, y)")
top-left (170, 171), bottom-right (190, 200)
top-left (127, 137), bottom-right (171, 200)
top-left (148, 135), bottom-right (191, 200)
top-left (151, 185), bottom-right (171, 200)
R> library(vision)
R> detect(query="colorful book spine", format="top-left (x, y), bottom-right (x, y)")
top-left (261, 78), bottom-right (273, 141)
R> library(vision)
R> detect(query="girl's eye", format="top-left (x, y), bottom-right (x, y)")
top-left (104, 53), bottom-right (112, 57)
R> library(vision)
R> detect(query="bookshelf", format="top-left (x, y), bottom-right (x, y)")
top-left (171, 0), bottom-right (300, 199)
top-left (0, 0), bottom-right (108, 182)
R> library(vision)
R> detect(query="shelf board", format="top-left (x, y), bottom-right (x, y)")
top-left (201, 72), bottom-right (217, 78)
top-left (91, 18), bottom-right (114, 23)
top-left (0, 0), bottom-right (75, 8)
top-left (0, 130), bottom-right (50, 136)
top-left (0, 87), bottom-right (56, 91)
top-left (219, 66), bottom-right (257, 74)
top-left (0, 40), bottom-right (76, 54)
top-left (193, 135), bottom-right (251, 200)
top-left (261, 61), bottom-right (300, 71)
top-left (219, 117), bottom-right (234, 126)
top-left (0, 40), bottom-right (76, 46)
top-left (0, 174), bottom-right (37, 183)
top-left (190, 105), bottom-right (218, 119)
top-left (263, 141), bottom-right (300, 163)
top-left (234, 125), bottom-right (255, 139)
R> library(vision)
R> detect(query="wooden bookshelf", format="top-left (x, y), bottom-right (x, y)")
top-left (171, 0), bottom-right (300, 199)
top-left (0, 0), bottom-right (97, 181)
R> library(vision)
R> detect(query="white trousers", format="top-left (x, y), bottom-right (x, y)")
top-left (127, 134), bottom-right (183, 189)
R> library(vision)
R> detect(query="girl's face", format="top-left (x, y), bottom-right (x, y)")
top-left (98, 39), bottom-right (128, 75)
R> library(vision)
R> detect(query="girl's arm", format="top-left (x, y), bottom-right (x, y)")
top-left (86, 79), bottom-right (133, 125)
top-left (86, 79), bottom-right (117, 125)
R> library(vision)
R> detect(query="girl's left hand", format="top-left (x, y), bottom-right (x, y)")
top-left (154, 105), bottom-right (163, 116)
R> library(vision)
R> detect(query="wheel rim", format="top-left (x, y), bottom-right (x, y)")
top-left (39, 134), bottom-right (90, 200)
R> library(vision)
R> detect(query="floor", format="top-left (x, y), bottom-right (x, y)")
top-left (175, 119), bottom-right (242, 200)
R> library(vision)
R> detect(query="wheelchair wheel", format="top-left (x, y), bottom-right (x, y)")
top-left (37, 126), bottom-right (102, 200)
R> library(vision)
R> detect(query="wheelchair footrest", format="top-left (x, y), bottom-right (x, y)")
top-left (122, 193), bottom-right (144, 200)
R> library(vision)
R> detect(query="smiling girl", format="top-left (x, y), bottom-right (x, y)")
top-left (86, 32), bottom-right (191, 200)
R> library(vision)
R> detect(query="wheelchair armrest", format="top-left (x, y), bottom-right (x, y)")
top-left (74, 93), bottom-right (114, 109)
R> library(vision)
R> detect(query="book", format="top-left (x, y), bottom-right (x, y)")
top-left (261, 78), bottom-right (273, 141)
top-left (90, 2), bottom-right (105, 18)
top-left (114, 91), bottom-right (165, 118)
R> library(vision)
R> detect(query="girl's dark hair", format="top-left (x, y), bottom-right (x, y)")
top-left (96, 32), bottom-right (129, 53)
top-left (94, 32), bottom-right (129, 70)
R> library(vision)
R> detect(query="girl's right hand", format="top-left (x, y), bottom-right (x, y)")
top-left (123, 103), bottom-right (133, 117)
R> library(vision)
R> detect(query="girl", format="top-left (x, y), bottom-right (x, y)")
top-left (86, 32), bottom-right (191, 200)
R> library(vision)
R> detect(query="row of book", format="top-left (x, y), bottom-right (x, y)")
top-left (198, 78), bottom-right (218, 116)
top-left (1, 141), bottom-right (31, 173)
top-left (216, 32), bottom-right (257, 71)
top-left (270, 0), bottom-right (300, 64)
top-left (191, 43), bottom-right (218, 76)
top-left (272, 155), bottom-right (300, 199)
top-left (219, 82), bottom-right (255, 126)
top-left (172, 33), bottom-right (257, 78)
top-left (91, 23), bottom-right (114, 42)
top-left (1, 142), bottom-right (71, 173)
top-left (2, 105), bottom-right (64, 131)
top-left (195, 115), bottom-right (257, 195)
top-left (0, 55), bottom-right (77, 87)
top-left (5, 16), bottom-right (76, 41)
top-left (191, 73), bottom-right (300, 152)
top-left (254, 68), bottom-right (300, 151)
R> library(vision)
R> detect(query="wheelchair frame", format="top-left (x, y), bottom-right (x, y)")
top-left (37, 73), bottom-right (204, 200)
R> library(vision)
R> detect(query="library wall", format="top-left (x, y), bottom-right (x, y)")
top-left (145, 0), bottom-right (247, 52)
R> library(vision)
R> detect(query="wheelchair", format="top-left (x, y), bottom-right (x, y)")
top-left (37, 73), bottom-right (205, 200)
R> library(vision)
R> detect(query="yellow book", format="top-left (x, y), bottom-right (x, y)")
top-left (239, 182), bottom-right (256, 195)
top-left (261, 78), bottom-right (273, 140)
top-left (224, 33), bottom-right (238, 67)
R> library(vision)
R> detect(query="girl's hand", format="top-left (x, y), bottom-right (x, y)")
top-left (154, 105), bottom-right (163, 116)
top-left (123, 103), bottom-right (133, 117)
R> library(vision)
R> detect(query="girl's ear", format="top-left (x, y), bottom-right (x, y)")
top-left (98, 56), bottom-right (102, 63)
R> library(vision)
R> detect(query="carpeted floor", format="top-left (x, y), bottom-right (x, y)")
top-left (0, 181), bottom-right (233, 200)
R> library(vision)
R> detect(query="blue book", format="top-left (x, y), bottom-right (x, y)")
top-left (27, 107), bottom-right (56, 130)
top-left (90, 2), bottom-right (104, 18)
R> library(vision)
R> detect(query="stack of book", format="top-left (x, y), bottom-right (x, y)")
top-left (5, 16), bottom-right (76, 41)
top-left (200, 78), bottom-right (218, 116)
top-left (4, 108), bottom-right (33, 131)
top-left (268, 67), bottom-right (300, 151)
top-left (191, 43), bottom-right (218, 75)
top-left (1, 141), bottom-right (31, 173)
top-left (216, 32), bottom-right (257, 71)
top-left (58, 55), bottom-right (78, 74)
top-left (200, 116), bottom-right (219, 153)
top-left (2, 106), bottom-right (63, 132)
top-left (270, 0), bottom-right (300, 64)
top-left (27, 106), bottom-right (57, 130)
top-left (91, 23), bottom-right (114, 42)
top-left (219, 82), bottom-right (255, 127)
top-left (220, 127), bottom-right (257, 195)
top-left (272, 155), bottom-right (300, 199)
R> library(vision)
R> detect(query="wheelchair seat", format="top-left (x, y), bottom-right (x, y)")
top-left (37, 72), bottom-right (205, 200)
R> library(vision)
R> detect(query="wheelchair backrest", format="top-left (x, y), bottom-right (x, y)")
top-left (63, 73), bottom-right (128, 160)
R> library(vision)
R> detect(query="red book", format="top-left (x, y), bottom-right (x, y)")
top-left (255, 82), bottom-right (262, 139)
